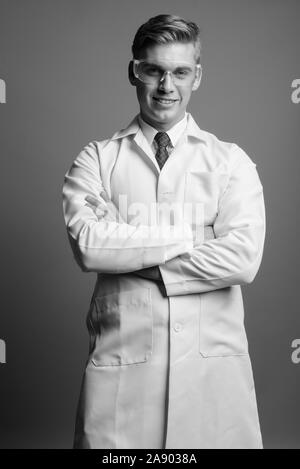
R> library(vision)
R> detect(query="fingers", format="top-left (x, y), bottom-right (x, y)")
top-left (85, 195), bottom-right (103, 206)
top-left (85, 191), bottom-right (109, 207)
top-left (84, 194), bottom-right (108, 219)
top-left (84, 191), bottom-right (126, 224)
top-left (85, 201), bottom-right (107, 218)
top-left (99, 190), bottom-right (126, 223)
top-left (85, 195), bottom-right (108, 211)
top-left (85, 199), bottom-right (118, 222)
top-left (191, 224), bottom-right (216, 247)
top-left (100, 190), bottom-right (110, 202)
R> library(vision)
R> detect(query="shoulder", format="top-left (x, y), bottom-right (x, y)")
top-left (84, 120), bottom-right (135, 156)
top-left (187, 114), bottom-right (257, 171)
top-left (80, 136), bottom-right (112, 155)
top-left (203, 131), bottom-right (263, 190)
top-left (200, 129), bottom-right (257, 171)
top-left (75, 132), bottom-right (119, 165)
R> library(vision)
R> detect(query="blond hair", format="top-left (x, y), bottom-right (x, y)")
top-left (131, 14), bottom-right (202, 63)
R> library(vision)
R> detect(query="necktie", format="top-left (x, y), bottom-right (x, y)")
top-left (154, 132), bottom-right (171, 169)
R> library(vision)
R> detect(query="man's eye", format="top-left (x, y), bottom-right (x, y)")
top-left (174, 69), bottom-right (190, 77)
top-left (144, 66), bottom-right (161, 75)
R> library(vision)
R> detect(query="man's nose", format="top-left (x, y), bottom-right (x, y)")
top-left (158, 71), bottom-right (174, 92)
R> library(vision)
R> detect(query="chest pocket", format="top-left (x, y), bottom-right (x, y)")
top-left (184, 170), bottom-right (229, 224)
top-left (88, 287), bottom-right (153, 366)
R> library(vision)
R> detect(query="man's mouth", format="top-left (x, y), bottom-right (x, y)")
top-left (153, 97), bottom-right (178, 104)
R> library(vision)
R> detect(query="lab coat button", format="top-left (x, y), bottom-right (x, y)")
top-left (173, 322), bottom-right (183, 332)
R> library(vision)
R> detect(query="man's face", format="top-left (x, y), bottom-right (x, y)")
top-left (129, 42), bottom-right (201, 131)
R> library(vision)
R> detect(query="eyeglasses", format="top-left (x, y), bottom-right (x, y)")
top-left (133, 59), bottom-right (202, 86)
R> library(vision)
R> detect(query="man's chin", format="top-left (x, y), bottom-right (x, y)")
top-left (148, 107), bottom-right (180, 122)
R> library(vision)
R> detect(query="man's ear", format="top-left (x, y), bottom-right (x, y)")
top-left (128, 61), bottom-right (137, 86)
top-left (191, 66), bottom-right (202, 91)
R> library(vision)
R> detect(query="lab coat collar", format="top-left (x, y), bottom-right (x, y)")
top-left (137, 112), bottom-right (188, 149)
top-left (110, 112), bottom-right (208, 146)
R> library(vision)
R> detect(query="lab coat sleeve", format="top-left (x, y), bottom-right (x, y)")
top-left (62, 141), bottom-right (193, 273)
top-left (159, 146), bottom-right (266, 296)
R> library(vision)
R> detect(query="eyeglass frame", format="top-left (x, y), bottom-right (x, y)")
top-left (132, 59), bottom-right (202, 86)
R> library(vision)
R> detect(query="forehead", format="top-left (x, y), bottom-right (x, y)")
top-left (140, 42), bottom-right (197, 65)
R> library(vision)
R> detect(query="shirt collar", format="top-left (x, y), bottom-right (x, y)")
top-left (109, 112), bottom-right (208, 146)
top-left (137, 112), bottom-right (187, 148)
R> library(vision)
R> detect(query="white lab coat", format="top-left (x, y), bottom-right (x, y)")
top-left (62, 112), bottom-right (266, 449)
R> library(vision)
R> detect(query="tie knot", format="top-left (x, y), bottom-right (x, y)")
top-left (154, 131), bottom-right (171, 148)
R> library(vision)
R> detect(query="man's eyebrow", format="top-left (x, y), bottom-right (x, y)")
top-left (174, 65), bottom-right (193, 71)
top-left (148, 63), bottom-right (193, 71)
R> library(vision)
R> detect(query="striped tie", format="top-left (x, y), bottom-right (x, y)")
top-left (154, 132), bottom-right (171, 169)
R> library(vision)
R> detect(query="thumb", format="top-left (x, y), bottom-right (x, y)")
top-left (100, 189), bottom-right (110, 202)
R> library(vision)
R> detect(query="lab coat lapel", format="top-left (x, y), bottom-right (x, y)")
top-left (133, 127), bottom-right (160, 175)
top-left (110, 114), bottom-right (160, 175)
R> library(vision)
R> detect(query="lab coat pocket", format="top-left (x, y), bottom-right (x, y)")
top-left (199, 286), bottom-right (249, 357)
top-left (90, 287), bottom-right (153, 366)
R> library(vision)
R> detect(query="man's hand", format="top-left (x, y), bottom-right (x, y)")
top-left (134, 265), bottom-right (163, 282)
top-left (84, 190), bottom-right (163, 282)
top-left (85, 190), bottom-right (125, 223)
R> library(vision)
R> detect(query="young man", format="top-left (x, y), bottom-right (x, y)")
top-left (62, 14), bottom-right (266, 449)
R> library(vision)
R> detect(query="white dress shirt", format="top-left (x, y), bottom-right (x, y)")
top-left (137, 112), bottom-right (188, 160)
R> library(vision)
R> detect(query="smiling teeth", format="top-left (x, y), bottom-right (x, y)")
top-left (156, 98), bottom-right (175, 103)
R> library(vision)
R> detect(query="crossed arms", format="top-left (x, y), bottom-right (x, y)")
top-left (62, 142), bottom-right (266, 296)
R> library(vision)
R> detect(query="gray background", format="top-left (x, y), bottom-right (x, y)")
top-left (0, 0), bottom-right (299, 449)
